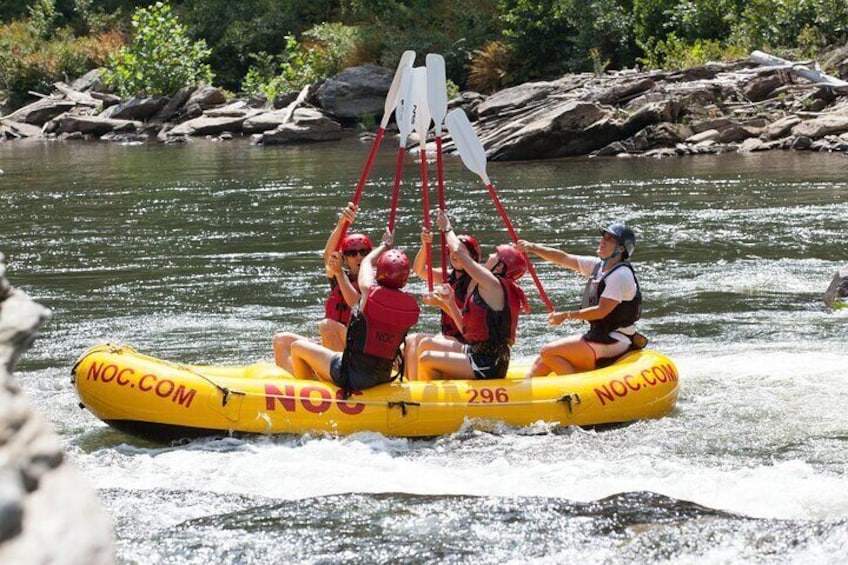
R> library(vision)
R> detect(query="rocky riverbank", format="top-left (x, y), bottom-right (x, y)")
top-left (2, 51), bottom-right (848, 159)
top-left (0, 252), bottom-right (114, 564)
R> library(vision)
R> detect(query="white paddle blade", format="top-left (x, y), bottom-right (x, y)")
top-left (396, 66), bottom-right (415, 147)
top-left (425, 53), bottom-right (448, 135)
top-left (445, 108), bottom-right (488, 180)
top-left (381, 50), bottom-right (416, 129)
top-left (411, 67), bottom-right (431, 146)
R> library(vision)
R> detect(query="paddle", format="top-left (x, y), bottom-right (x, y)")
top-left (445, 108), bottom-right (554, 312)
top-left (411, 67), bottom-right (434, 290)
top-left (337, 50), bottom-right (415, 248)
top-left (426, 53), bottom-right (449, 282)
top-left (387, 66), bottom-right (415, 233)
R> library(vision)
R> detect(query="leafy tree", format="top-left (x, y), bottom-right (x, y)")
top-left (104, 1), bottom-right (213, 97)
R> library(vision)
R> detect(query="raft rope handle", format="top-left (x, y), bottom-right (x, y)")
top-left (387, 400), bottom-right (421, 416)
top-left (252, 389), bottom-right (575, 410)
top-left (558, 393), bottom-right (581, 415)
top-left (170, 362), bottom-right (247, 407)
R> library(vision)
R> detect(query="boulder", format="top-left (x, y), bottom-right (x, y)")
top-left (0, 252), bottom-right (115, 564)
top-left (259, 108), bottom-right (341, 144)
top-left (791, 115), bottom-right (848, 139)
top-left (2, 99), bottom-right (77, 126)
top-left (315, 65), bottom-right (394, 121)
top-left (743, 74), bottom-right (784, 102)
top-left (185, 86), bottom-right (227, 110)
top-left (151, 87), bottom-right (196, 123)
top-left (46, 115), bottom-right (142, 136)
top-left (168, 115), bottom-right (246, 136)
top-left (762, 115), bottom-right (802, 140)
top-left (100, 97), bottom-right (168, 121)
top-left (69, 69), bottom-right (106, 92)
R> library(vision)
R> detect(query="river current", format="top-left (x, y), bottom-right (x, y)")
top-left (2, 138), bottom-right (847, 564)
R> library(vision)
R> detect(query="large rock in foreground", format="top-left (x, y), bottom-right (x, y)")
top-left (0, 252), bottom-right (114, 564)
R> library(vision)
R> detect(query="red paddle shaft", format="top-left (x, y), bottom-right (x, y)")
top-left (387, 147), bottom-right (406, 233)
top-left (420, 147), bottom-right (433, 291)
top-left (336, 127), bottom-right (386, 249)
top-left (435, 136), bottom-right (448, 281)
top-left (484, 182), bottom-right (554, 312)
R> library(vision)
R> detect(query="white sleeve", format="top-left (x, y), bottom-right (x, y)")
top-left (576, 256), bottom-right (601, 277)
top-left (600, 267), bottom-right (637, 302)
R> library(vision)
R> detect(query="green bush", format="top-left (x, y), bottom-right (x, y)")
top-left (104, 1), bottom-right (213, 97)
top-left (0, 19), bottom-right (122, 108)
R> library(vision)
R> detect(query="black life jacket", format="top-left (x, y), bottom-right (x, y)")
top-left (345, 286), bottom-right (420, 375)
top-left (461, 277), bottom-right (525, 346)
top-left (581, 261), bottom-right (642, 344)
top-left (324, 272), bottom-right (358, 325)
top-left (441, 270), bottom-right (471, 342)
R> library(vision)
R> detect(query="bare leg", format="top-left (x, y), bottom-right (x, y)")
top-left (539, 335), bottom-right (596, 375)
top-left (418, 337), bottom-right (470, 381)
top-left (526, 355), bottom-right (554, 377)
top-left (404, 333), bottom-right (426, 381)
top-left (289, 340), bottom-right (336, 382)
top-left (273, 332), bottom-right (309, 374)
top-left (318, 318), bottom-right (347, 351)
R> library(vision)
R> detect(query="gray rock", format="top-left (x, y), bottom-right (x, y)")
top-left (168, 115), bottom-right (246, 136)
top-left (2, 99), bottom-right (77, 126)
top-left (259, 108), bottom-right (341, 144)
top-left (151, 86), bottom-right (196, 123)
top-left (791, 115), bottom-right (848, 139)
top-left (762, 115), bottom-right (802, 139)
top-left (46, 115), bottom-right (141, 136)
top-left (743, 73), bottom-right (784, 102)
top-left (185, 85), bottom-right (227, 109)
top-left (824, 264), bottom-right (848, 307)
top-left (316, 64), bottom-right (394, 121)
top-left (0, 252), bottom-right (114, 564)
top-left (100, 97), bottom-right (168, 121)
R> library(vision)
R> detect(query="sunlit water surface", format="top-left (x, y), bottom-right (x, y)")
top-left (2, 138), bottom-right (847, 564)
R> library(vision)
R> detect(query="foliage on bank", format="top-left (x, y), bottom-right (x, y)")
top-left (1, 0), bottom-right (848, 110)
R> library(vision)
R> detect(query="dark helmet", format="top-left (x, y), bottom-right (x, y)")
top-left (376, 249), bottom-right (411, 289)
top-left (342, 233), bottom-right (373, 253)
top-left (457, 234), bottom-right (481, 261)
top-left (494, 244), bottom-right (527, 280)
top-left (600, 223), bottom-right (636, 258)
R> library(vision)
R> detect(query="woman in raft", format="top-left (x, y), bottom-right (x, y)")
top-left (403, 226), bottom-right (482, 381)
top-left (272, 203), bottom-right (371, 367)
top-left (287, 231), bottom-right (421, 392)
top-left (415, 210), bottom-right (529, 381)
top-left (517, 222), bottom-right (643, 377)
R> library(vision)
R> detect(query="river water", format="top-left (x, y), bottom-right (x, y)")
top-left (2, 138), bottom-right (847, 564)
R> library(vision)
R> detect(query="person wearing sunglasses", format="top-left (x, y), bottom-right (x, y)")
top-left (415, 210), bottom-right (529, 381)
top-left (273, 203), bottom-right (373, 371)
top-left (404, 225), bottom-right (483, 380)
top-left (516, 223), bottom-right (644, 377)
top-left (288, 231), bottom-right (421, 392)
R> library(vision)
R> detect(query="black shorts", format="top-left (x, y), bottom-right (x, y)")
top-left (464, 342), bottom-right (511, 380)
top-left (330, 352), bottom-right (393, 392)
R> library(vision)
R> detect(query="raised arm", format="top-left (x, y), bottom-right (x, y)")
top-left (437, 211), bottom-right (503, 310)
top-left (324, 202), bottom-right (357, 276)
top-left (357, 230), bottom-right (393, 307)
top-left (412, 227), bottom-right (445, 285)
top-left (327, 251), bottom-right (360, 307)
top-left (516, 239), bottom-right (580, 271)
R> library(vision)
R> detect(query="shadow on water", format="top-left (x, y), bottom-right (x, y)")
top-left (106, 490), bottom-right (847, 564)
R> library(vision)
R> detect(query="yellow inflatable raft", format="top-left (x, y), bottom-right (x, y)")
top-left (71, 343), bottom-right (679, 440)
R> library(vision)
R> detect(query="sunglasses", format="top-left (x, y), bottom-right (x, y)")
top-left (343, 249), bottom-right (370, 257)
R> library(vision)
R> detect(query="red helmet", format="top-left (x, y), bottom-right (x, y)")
top-left (457, 234), bottom-right (481, 261)
top-left (376, 249), bottom-right (411, 289)
top-left (495, 244), bottom-right (527, 280)
top-left (342, 233), bottom-right (373, 253)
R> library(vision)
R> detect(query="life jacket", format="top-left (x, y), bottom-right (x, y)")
top-left (581, 261), bottom-right (642, 344)
top-left (345, 285), bottom-right (420, 373)
top-left (461, 277), bottom-right (526, 346)
top-left (440, 270), bottom-right (471, 341)
top-left (324, 272), bottom-right (358, 325)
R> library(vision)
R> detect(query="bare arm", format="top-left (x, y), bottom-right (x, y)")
top-left (549, 297), bottom-right (619, 326)
top-left (412, 228), bottom-right (445, 285)
top-left (438, 211), bottom-right (503, 311)
top-left (517, 240), bottom-right (580, 271)
top-left (327, 251), bottom-right (360, 307)
top-left (323, 202), bottom-right (357, 277)
top-left (357, 230), bottom-right (392, 308)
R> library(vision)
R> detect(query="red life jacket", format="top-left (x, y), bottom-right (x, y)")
top-left (324, 272), bottom-right (358, 325)
top-left (461, 277), bottom-right (526, 345)
top-left (441, 271), bottom-right (471, 341)
top-left (347, 286), bottom-right (420, 362)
